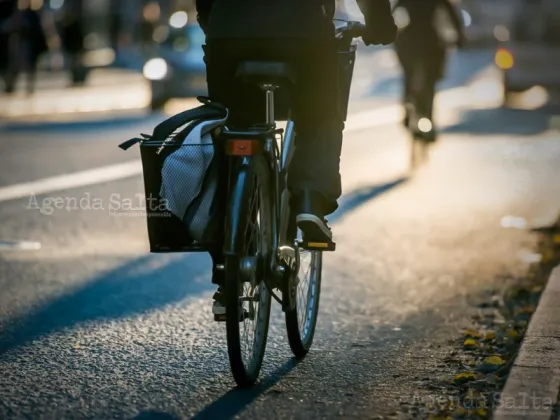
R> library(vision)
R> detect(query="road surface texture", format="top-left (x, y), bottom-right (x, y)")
top-left (1, 48), bottom-right (559, 419)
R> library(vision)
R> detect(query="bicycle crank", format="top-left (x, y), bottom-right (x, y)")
top-left (277, 241), bottom-right (300, 312)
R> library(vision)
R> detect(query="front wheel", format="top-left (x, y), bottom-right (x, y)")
top-left (285, 238), bottom-right (323, 359)
top-left (225, 156), bottom-right (273, 387)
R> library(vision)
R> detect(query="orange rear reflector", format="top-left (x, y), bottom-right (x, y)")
top-left (226, 139), bottom-right (262, 156)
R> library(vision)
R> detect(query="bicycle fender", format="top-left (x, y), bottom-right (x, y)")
top-left (224, 157), bottom-right (254, 256)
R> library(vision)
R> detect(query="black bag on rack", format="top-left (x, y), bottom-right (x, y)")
top-left (119, 97), bottom-right (228, 253)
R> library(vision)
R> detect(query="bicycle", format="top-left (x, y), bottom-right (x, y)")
top-left (218, 21), bottom-right (366, 387)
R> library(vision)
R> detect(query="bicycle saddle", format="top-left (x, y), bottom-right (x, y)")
top-left (236, 61), bottom-right (297, 87)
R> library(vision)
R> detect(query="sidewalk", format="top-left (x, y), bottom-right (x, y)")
top-left (0, 68), bottom-right (150, 120)
top-left (494, 266), bottom-right (560, 420)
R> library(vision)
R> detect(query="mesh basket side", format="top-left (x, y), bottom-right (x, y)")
top-left (139, 142), bottom-right (219, 252)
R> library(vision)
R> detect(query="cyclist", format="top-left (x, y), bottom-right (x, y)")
top-left (195, 0), bottom-right (397, 314)
top-left (394, 0), bottom-right (465, 141)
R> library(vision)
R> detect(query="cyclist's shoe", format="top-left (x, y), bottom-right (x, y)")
top-left (415, 128), bottom-right (437, 143)
top-left (294, 192), bottom-right (335, 249)
top-left (297, 214), bottom-right (332, 243)
top-left (213, 287), bottom-right (227, 321)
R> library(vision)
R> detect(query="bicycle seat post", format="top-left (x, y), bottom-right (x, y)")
top-left (261, 83), bottom-right (277, 125)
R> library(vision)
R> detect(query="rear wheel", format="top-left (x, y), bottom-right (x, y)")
top-left (285, 226), bottom-right (323, 359)
top-left (225, 156), bottom-right (273, 387)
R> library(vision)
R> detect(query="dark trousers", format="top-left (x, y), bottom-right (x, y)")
top-left (204, 39), bottom-right (344, 215)
top-left (402, 65), bottom-right (436, 122)
top-left (395, 32), bottom-right (446, 123)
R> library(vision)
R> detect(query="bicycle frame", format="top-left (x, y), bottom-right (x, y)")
top-left (263, 85), bottom-right (299, 284)
top-left (262, 87), bottom-right (297, 248)
top-left (221, 83), bottom-right (298, 292)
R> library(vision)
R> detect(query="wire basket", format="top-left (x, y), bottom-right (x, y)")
top-left (139, 139), bottom-right (223, 253)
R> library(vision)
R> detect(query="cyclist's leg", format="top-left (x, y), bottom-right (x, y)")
top-left (287, 40), bottom-right (343, 240)
top-left (395, 41), bottom-right (413, 127)
top-left (205, 40), bottom-right (263, 309)
top-left (418, 46), bottom-right (445, 141)
top-left (403, 73), bottom-right (413, 127)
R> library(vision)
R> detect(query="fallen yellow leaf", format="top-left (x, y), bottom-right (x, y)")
top-left (507, 330), bottom-right (521, 340)
top-left (553, 234), bottom-right (560, 244)
top-left (453, 372), bottom-right (476, 384)
top-left (464, 338), bottom-right (478, 348)
top-left (483, 355), bottom-right (505, 365)
top-left (73, 343), bottom-right (81, 350)
top-left (484, 331), bottom-right (496, 341)
top-left (477, 408), bottom-right (488, 417)
top-left (463, 328), bottom-right (482, 339)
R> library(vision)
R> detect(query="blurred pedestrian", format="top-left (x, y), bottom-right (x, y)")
top-left (59, 9), bottom-right (86, 85)
top-left (1, 0), bottom-right (46, 94)
top-left (393, 0), bottom-right (465, 141)
top-left (16, 0), bottom-right (48, 93)
top-left (0, 0), bottom-right (17, 92)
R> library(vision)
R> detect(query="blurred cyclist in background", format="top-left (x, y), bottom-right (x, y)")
top-left (195, 0), bottom-right (397, 314)
top-left (394, 0), bottom-right (465, 141)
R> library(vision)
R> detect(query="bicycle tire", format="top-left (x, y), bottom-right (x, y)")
top-left (285, 241), bottom-right (323, 359)
top-left (225, 155), bottom-right (273, 387)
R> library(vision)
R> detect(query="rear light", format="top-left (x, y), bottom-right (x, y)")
top-left (495, 48), bottom-right (514, 70)
top-left (225, 139), bottom-right (263, 156)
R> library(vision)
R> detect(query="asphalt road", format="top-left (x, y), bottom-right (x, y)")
top-left (1, 49), bottom-right (559, 419)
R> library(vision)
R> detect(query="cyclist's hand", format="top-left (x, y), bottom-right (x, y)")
top-left (363, 20), bottom-right (398, 46)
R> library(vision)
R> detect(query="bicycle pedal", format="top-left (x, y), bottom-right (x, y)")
top-left (298, 240), bottom-right (336, 252)
top-left (213, 309), bottom-right (251, 322)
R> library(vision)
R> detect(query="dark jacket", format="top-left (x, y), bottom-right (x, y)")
top-left (395, 0), bottom-right (463, 43)
top-left (196, 0), bottom-right (394, 40)
top-left (21, 9), bottom-right (48, 61)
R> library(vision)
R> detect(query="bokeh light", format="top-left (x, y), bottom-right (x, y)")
top-left (461, 10), bottom-right (472, 27)
top-left (495, 48), bottom-right (514, 70)
top-left (393, 7), bottom-right (410, 29)
top-left (49, 0), bottom-right (63, 9)
top-left (418, 118), bottom-right (433, 133)
top-left (169, 11), bottom-right (188, 29)
top-left (493, 25), bottom-right (510, 42)
top-left (143, 2), bottom-right (161, 23)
